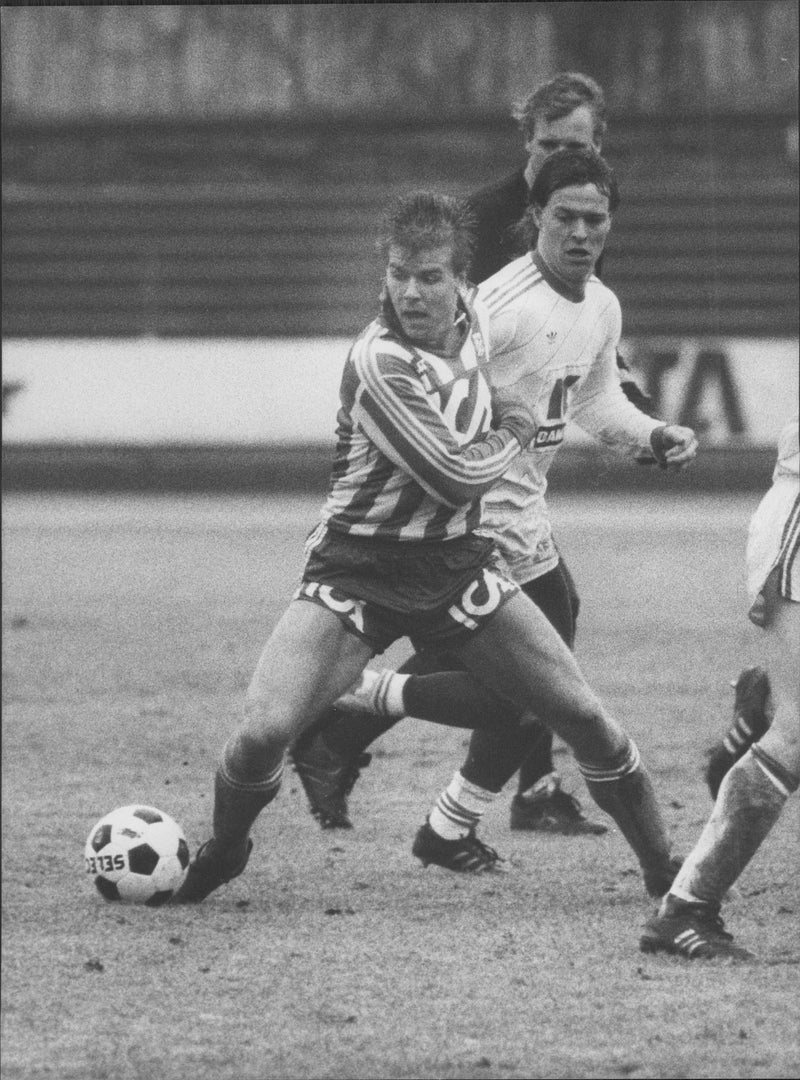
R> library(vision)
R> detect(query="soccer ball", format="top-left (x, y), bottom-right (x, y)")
top-left (84, 804), bottom-right (189, 906)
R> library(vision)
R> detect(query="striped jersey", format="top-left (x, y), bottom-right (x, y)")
top-left (773, 414), bottom-right (799, 482)
top-left (320, 290), bottom-right (521, 542)
top-left (477, 252), bottom-right (662, 583)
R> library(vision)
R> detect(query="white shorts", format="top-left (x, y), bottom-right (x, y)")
top-left (746, 477), bottom-right (800, 620)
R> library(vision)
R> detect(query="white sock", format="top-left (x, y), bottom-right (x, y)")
top-left (669, 747), bottom-right (793, 907)
top-left (428, 771), bottom-right (497, 840)
top-left (339, 668), bottom-right (408, 717)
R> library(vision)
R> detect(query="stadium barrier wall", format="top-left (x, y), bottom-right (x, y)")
top-left (2, 336), bottom-right (796, 492)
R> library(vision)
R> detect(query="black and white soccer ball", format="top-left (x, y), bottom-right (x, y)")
top-left (84, 804), bottom-right (189, 906)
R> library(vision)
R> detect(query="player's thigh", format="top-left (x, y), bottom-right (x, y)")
top-left (521, 562), bottom-right (576, 647)
top-left (451, 591), bottom-right (621, 756)
top-left (244, 599), bottom-right (374, 742)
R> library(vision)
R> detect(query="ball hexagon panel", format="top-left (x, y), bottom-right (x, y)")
top-left (127, 843), bottom-right (161, 876)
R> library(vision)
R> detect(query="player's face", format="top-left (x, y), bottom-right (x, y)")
top-left (525, 105), bottom-right (600, 179)
top-left (385, 244), bottom-right (462, 352)
top-left (533, 182), bottom-right (611, 286)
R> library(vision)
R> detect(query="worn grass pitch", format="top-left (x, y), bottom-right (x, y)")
top-left (2, 491), bottom-right (799, 1080)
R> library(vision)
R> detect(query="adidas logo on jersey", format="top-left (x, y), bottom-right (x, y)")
top-left (546, 330), bottom-right (557, 344)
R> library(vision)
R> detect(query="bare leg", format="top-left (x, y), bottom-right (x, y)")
top-left (174, 601), bottom-right (374, 901)
top-left (231, 600), bottom-right (375, 779)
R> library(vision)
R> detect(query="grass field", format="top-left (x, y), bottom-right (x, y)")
top-left (2, 490), bottom-right (799, 1080)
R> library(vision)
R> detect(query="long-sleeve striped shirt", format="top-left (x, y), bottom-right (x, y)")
top-left (320, 291), bottom-right (522, 542)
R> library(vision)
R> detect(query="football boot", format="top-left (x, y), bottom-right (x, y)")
top-left (640, 896), bottom-right (754, 960)
top-left (291, 721), bottom-right (371, 829)
top-left (412, 820), bottom-right (506, 873)
top-left (171, 838), bottom-right (253, 903)
top-left (510, 776), bottom-right (607, 835)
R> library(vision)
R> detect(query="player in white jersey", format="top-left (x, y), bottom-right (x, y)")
top-left (173, 189), bottom-right (679, 902)
top-left (476, 229), bottom-right (660, 583)
top-left (641, 415), bottom-right (799, 959)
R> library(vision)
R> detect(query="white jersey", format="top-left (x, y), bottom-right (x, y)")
top-left (477, 252), bottom-right (661, 583)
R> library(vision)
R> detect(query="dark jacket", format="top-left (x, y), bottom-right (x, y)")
top-left (466, 169), bottom-right (530, 285)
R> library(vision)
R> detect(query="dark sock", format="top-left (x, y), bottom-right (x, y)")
top-left (212, 762), bottom-right (281, 859)
top-left (403, 670), bottom-right (521, 730)
top-left (579, 741), bottom-right (672, 889)
top-left (461, 723), bottom-right (551, 793)
top-left (322, 707), bottom-right (401, 758)
top-left (516, 728), bottom-right (557, 794)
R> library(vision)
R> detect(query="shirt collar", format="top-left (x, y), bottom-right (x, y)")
top-left (531, 250), bottom-right (587, 303)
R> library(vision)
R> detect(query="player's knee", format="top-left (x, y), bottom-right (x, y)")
top-left (242, 691), bottom-right (295, 749)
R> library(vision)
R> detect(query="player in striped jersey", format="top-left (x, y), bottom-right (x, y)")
top-left (175, 190), bottom-right (679, 902)
top-left (291, 74), bottom-right (662, 838)
top-left (641, 416), bottom-right (799, 959)
top-left (294, 151), bottom-right (696, 881)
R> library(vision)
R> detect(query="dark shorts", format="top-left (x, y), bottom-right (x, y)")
top-left (295, 526), bottom-right (519, 653)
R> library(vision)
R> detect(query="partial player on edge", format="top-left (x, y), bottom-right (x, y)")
top-left (640, 414), bottom-right (799, 960)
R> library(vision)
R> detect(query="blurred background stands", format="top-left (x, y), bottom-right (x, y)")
top-left (1, 3), bottom-right (797, 489)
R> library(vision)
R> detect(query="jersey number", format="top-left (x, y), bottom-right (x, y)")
top-left (547, 376), bottom-right (580, 419)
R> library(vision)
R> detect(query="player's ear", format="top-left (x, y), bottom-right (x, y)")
top-left (531, 203), bottom-right (544, 231)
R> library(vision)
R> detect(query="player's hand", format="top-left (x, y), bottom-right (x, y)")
top-left (490, 383), bottom-right (538, 448)
top-left (649, 424), bottom-right (698, 469)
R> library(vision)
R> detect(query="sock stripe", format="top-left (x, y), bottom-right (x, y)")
top-left (437, 791), bottom-right (481, 830)
top-left (578, 739), bottom-right (641, 783)
top-left (375, 670), bottom-right (395, 714)
top-left (750, 745), bottom-right (799, 798)
top-left (776, 493), bottom-right (800, 598)
top-left (219, 760), bottom-right (284, 794)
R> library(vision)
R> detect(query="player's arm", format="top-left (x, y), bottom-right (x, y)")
top-left (352, 348), bottom-right (535, 507)
top-left (571, 298), bottom-right (697, 468)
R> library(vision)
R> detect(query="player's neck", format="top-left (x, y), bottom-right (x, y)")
top-left (532, 250), bottom-right (588, 303)
top-left (413, 321), bottom-right (464, 358)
